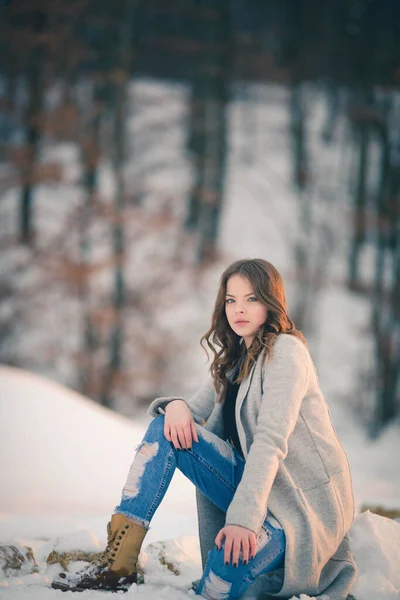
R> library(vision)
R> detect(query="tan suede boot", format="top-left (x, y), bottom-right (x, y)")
top-left (51, 514), bottom-right (148, 592)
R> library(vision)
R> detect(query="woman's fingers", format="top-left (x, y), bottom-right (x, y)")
top-left (172, 424), bottom-right (190, 450)
top-left (177, 426), bottom-right (189, 449)
top-left (191, 420), bottom-right (199, 443)
top-left (231, 536), bottom-right (242, 567)
top-left (250, 533), bottom-right (257, 560)
top-left (214, 530), bottom-right (222, 550)
top-left (165, 418), bottom-right (199, 450)
top-left (224, 534), bottom-right (233, 565)
top-left (182, 424), bottom-right (193, 449)
top-left (215, 526), bottom-right (256, 566)
top-left (176, 422), bottom-right (197, 449)
top-left (241, 537), bottom-right (250, 564)
top-left (162, 402), bottom-right (199, 449)
top-left (170, 426), bottom-right (182, 450)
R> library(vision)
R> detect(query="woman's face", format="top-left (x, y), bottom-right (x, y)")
top-left (225, 274), bottom-right (268, 349)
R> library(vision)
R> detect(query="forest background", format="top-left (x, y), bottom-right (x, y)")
top-left (1, 0), bottom-right (400, 442)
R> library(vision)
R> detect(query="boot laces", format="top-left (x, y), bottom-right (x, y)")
top-left (97, 522), bottom-right (120, 568)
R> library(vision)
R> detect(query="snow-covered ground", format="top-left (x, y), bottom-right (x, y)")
top-left (1, 79), bottom-right (400, 599)
top-left (0, 366), bottom-right (399, 600)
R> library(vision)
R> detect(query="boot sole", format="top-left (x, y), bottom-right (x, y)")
top-left (51, 581), bottom-right (131, 593)
top-left (51, 577), bottom-right (136, 593)
top-left (51, 581), bottom-right (86, 592)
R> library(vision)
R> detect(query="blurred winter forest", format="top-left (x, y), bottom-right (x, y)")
top-left (0, 0), bottom-right (399, 435)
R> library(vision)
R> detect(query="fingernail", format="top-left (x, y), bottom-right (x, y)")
top-left (243, 560), bottom-right (248, 565)
top-left (176, 448), bottom-right (181, 451)
top-left (225, 562), bottom-right (229, 566)
top-left (233, 563), bottom-right (237, 568)
top-left (188, 447), bottom-right (192, 451)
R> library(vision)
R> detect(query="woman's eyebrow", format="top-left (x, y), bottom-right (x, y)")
top-left (225, 292), bottom-right (255, 297)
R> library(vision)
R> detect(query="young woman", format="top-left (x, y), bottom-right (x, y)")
top-left (52, 258), bottom-right (357, 600)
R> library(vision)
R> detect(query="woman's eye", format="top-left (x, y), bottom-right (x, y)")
top-left (225, 297), bottom-right (257, 303)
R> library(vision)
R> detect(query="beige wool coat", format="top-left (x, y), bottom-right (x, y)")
top-left (147, 334), bottom-right (358, 600)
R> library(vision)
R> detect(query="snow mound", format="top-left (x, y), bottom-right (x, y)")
top-left (0, 365), bottom-right (144, 514)
top-left (140, 535), bottom-right (201, 592)
top-left (52, 529), bottom-right (101, 553)
top-left (0, 365), bottom-right (196, 529)
top-left (348, 510), bottom-right (400, 600)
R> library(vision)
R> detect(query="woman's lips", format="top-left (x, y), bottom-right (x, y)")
top-left (235, 321), bottom-right (249, 326)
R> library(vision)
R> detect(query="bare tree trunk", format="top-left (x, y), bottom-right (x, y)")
top-left (20, 48), bottom-right (44, 245)
top-left (290, 81), bottom-right (308, 192)
top-left (77, 188), bottom-right (96, 396)
top-left (184, 0), bottom-right (231, 264)
top-left (196, 0), bottom-right (231, 264)
top-left (0, 66), bottom-right (18, 159)
top-left (348, 117), bottom-right (369, 286)
top-left (390, 183), bottom-right (400, 421)
top-left (100, 0), bottom-right (138, 408)
top-left (378, 164), bottom-right (400, 429)
top-left (238, 82), bottom-right (257, 164)
top-left (76, 82), bottom-right (104, 396)
top-left (372, 114), bottom-right (396, 433)
top-left (285, 1), bottom-right (315, 335)
top-left (322, 81), bottom-right (340, 144)
top-left (185, 78), bottom-right (207, 231)
top-left (290, 82), bottom-right (313, 333)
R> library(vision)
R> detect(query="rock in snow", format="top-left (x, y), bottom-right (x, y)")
top-left (0, 543), bottom-right (38, 577)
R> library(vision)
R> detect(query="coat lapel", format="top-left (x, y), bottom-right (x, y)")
top-left (235, 355), bottom-right (260, 458)
top-left (207, 345), bottom-right (258, 440)
top-left (226, 346), bottom-right (258, 415)
top-left (235, 361), bottom-right (257, 413)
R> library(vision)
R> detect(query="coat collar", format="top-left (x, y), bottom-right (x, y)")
top-left (226, 338), bottom-right (259, 409)
top-left (235, 354), bottom-right (259, 413)
top-left (226, 338), bottom-right (246, 382)
top-left (206, 342), bottom-right (261, 443)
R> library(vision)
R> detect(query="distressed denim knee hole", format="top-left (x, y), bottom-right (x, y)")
top-left (202, 569), bottom-right (232, 599)
top-left (198, 428), bottom-right (236, 463)
top-left (122, 440), bottom-right (159, 498)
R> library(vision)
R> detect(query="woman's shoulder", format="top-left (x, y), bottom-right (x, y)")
top-left (259, 334), bottom-right (310, 386)
top-left (259, 333), bottom-right (309, 373)
top-left (272, 332), bottom-right (308, 356)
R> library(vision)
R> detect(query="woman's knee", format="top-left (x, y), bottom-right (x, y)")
top-left (205, 545), bottom-right (244, 576)
top-left (199, 547), bottom-right (251, 599)
top-left (145, 414), bottom-right (166, 440)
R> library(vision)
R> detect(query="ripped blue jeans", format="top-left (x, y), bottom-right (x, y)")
top-left (114, 415), bottom-right (286, 599)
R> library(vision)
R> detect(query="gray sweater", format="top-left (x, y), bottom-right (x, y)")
top-left (147, 334), bottom-right (358, 599)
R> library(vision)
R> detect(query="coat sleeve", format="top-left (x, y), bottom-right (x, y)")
top-left (225, 335), bottom-right (309, 535)
top-left (147, 372), bottom-right (216, 426)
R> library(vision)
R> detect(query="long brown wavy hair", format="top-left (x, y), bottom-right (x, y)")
top-left (200, 258), bottom-right (307, 403)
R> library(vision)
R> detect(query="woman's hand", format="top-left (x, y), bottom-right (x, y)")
top-left (164, 400), bottom-right (199, 449)
top-left (215, 525), bottom-right (257, 566)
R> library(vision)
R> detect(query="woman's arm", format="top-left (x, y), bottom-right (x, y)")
top-left (147, 372), bottom-right (216, 426)
top-left (225, 335), bottom-right (309, 535)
